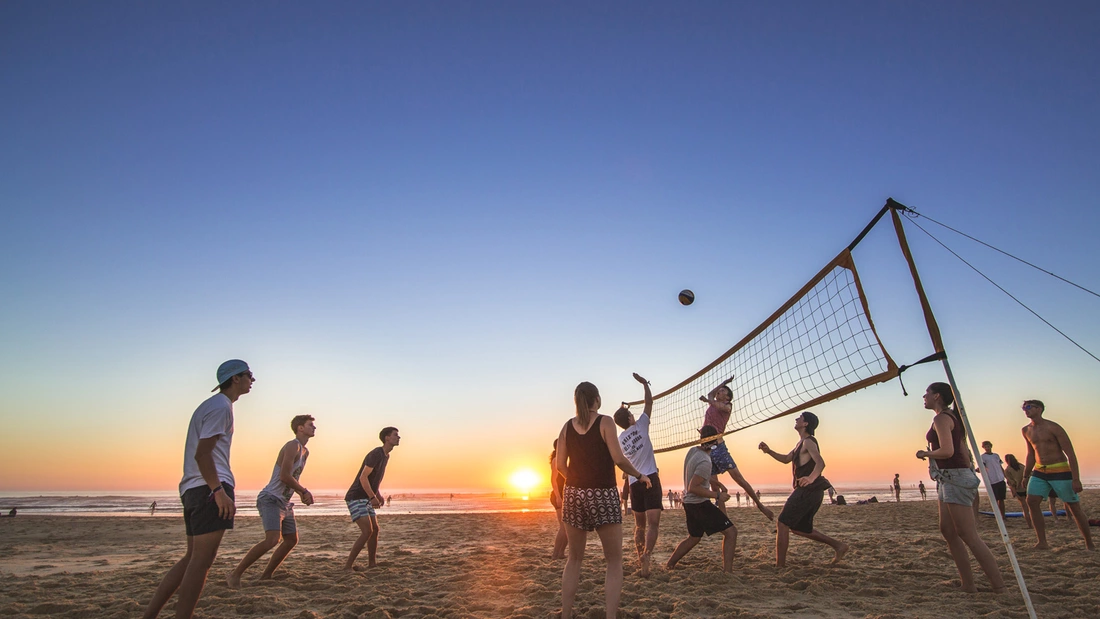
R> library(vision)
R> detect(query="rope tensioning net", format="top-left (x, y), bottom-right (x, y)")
top-left (630, 249), bottom-right (899, 453)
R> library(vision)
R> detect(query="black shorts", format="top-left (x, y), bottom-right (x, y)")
top-left (629, 472), bottom-right (664, 513)
top-left (182, 483), bottom-right (235, 537)
top-left (683, 501), bottom-right (732, 538)
top-left (991, 480), bottom-right (1007, 501)
top-left (778, 482), bottom-right (825, 534)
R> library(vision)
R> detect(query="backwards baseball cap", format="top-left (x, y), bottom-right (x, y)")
top-left (212, 359), bottom-right (250, 392)
top-left (801, 411), bottom-right (819, 435)
top-left (699, 424), bottom-right (721, 447)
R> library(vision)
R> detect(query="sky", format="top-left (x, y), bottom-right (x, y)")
top-left (2, 2), bottom-right (1098, 495)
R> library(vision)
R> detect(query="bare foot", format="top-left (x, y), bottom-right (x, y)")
top-left (258, 574), bottom-right (271, 581)
top-left (226, 572), bottom-right (241, 589)
top-left (991, 587), bottom-right (1007, 594)
top-left (831, 542), bottom-right (849, 564)
top-left (1033, 542), bottom-right (1050, 550)
top-left (344, 564), bottom-right (367, 572)
top-left (640, 553), bottom-right (651, 578)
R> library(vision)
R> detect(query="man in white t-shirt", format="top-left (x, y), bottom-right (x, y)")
top-left (980, 440), bottom-right (1007, 518)
top-left (144, 360), bottom-right (255, 619)
top-left (613, 373), bottom-right (661, 577)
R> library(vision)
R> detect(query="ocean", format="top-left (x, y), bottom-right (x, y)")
top-left (0, 484), bottom-right (993, 517)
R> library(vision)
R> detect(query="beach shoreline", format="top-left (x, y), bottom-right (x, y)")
top-left (1, 492), bottom-right (1097, 618)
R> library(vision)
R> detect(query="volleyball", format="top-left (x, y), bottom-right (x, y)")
top-left (678, 289), bottom-right (695, 305)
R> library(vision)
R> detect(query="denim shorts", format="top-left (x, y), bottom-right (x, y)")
top-left (934, 467), bottom-right (979, 506)
top-left (257, 492), bottom-right (296, 535)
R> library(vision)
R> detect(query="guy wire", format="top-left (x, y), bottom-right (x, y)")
top-left (903, 215), bottom-right (1100, 365)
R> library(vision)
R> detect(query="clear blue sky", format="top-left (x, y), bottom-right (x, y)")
top-left (2, 2), bottom-right (1098, 491)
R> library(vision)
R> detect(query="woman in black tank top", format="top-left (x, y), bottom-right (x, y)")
top-left (555, 382), bottom-right (651, 619)
top-left (915, 382), bottom-right (1005, 594)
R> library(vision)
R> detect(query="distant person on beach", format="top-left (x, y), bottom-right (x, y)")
top-left (549, 439), bottom-right (568, 560)
top-left (666, 425), bottom-right (736, 572)
top-left (1003, 454), bottom-right (1031, 528)
top-left (893, 474), bottom-right (901, 502)
top-left (344, 426), bottom-right (401, 570)
top-left (918, 481), bottom-right (927, 501)
top-left (667, 489), bottom-right (674, 509)
top-left (556, 381), bottom-right (651, 619)
top-left (6, 508), bottom-right (15, 517)
top-left (228, 415), bottom-right (315, 587)
top-left (979, 441), bottom-right (1007, 519)
top-left (143, 359), bottom-right (255, 619)
top-left (736, 491), bottom-right (741, 506)
top-left (1021, 399), bottom-right (1094, 550)
top-left (150, 501), bottom-right (157, 515)
top-left (613, 373), bottom-right (663, 578)
top-left (699, 376), bottom-right (774, 521)
top-left (386, 495), bottom-right (391, 507)
top-left (759, 412), bottom-right (848, 568)
top-left (916, 382), bottom-right (1005, 593)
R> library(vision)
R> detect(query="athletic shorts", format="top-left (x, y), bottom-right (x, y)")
top-left (182, 483), bottom-right (235, 537)
top-left (990, 480), bottom-right (1007, 502)
top-left (562, 486), bottom-right (621, 531)
top-left (779, 481), bottom-right (827, 534)
top-left (346, 498), bottom-right (377, 522)
top-left (629, 472), bottom-right (664, 512)
top-left (1027, 471), bottom-right (1079, 503)
top-left (257, 492), bottom-right (296, 535)
top-left (683, 501), bottom-right (733, 538)
top-left (709, 442), bottom-right (737, 475)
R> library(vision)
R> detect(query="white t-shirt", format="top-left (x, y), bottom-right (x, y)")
top-left (618, 413), bottom-right (658, 483)
top-left (981, 452), bottom-right (1006, 484)
top-left (178, 393), bottom-right (235, 495)
top-left (682, 447), bottom-right (713, 505)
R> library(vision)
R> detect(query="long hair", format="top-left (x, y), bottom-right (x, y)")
top-left (574, 382), bottom-right (600, 429)
top-left (928, 382), bottom-right (965, 440)
top-left (1005, 453), bottom-right (1022, 471)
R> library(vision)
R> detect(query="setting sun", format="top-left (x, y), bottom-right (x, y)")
top-left (509, 468), bottom-right (540, 496)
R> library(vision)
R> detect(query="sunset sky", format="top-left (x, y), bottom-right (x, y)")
top-left (2, 3), bottom-right (1098, 495)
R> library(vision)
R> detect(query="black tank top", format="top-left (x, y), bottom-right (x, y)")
top-left (564, 415), bottom-right (616, 489)
top-left (793, 437), bottom-right (818, 479)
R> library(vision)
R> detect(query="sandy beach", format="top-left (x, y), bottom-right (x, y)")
top-left (1, 492), bottom-right (1097, 618)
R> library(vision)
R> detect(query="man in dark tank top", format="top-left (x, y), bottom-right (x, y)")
top-left (759, 412), bottom-right (848, 568)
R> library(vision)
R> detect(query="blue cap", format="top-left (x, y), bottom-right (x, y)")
top-left (213, 359), bottom-right (250, 390)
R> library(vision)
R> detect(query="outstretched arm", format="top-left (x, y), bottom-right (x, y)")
top-left (758, 441), bottom-right (795, 464)
top-left (634, 373), bottom-right (653, 418)
top-left (602, 417), bottom-right (651, 487)
top-left (703, 376), bottom-right (735, 405)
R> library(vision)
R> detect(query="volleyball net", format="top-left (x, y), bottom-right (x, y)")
top-left (631, 247), bottom-right (900, 453)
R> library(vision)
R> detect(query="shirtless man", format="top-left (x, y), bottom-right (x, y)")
top-left (759, 412), bottom-right (848, 568)
top-left (699, 377), bottom-right (773, 521)
top-left (1021, 400), bottom-right (1094, 550)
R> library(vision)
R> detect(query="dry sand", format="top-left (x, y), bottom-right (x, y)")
top-left (1, 492), bottom-right (1098, 618)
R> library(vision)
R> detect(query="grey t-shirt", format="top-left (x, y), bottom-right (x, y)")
top-left (682, 447), bottom-right (713, 505)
